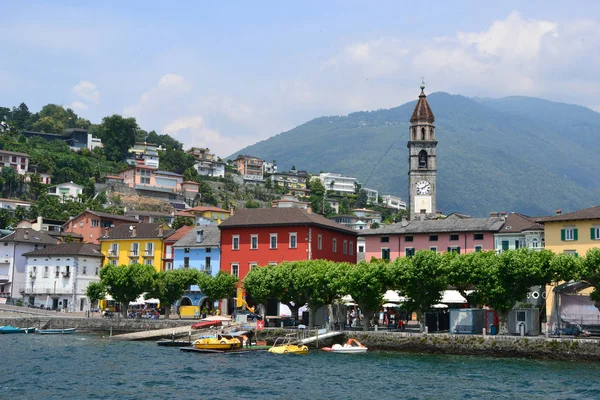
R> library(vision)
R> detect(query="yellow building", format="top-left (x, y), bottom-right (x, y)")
top-left (537, 205), bottom-right (600, 331)
top-left (186, 206), bottom-right (231, 225)
top-left (99, 223), bottom-right (174, 271)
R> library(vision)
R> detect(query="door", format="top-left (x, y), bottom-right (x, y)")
top-left (80, 298), bottom-right (85, 311)
top-left (52, 298), bottom-right (59, 310)
top-left (63, 299), bottom-right (68, 310)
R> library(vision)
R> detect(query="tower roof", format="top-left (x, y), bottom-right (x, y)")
top-left (410, 84), bottom-right (435, 124)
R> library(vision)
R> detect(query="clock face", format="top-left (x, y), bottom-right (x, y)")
top-left (416, 180), bottom-right (431, 195)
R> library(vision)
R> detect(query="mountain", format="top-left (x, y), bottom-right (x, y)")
top-left (230, 93), bottom-right (600, 217)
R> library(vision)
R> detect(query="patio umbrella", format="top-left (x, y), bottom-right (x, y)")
top-left (382, 303), bottom-right (399, 308)
top-left (201, 315), bottom-right (232, 322)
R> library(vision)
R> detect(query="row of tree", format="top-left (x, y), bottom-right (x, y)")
top-left (242, 249), bottom-right (600, 331)
top-left (86, 264), bottom-right (238, 319)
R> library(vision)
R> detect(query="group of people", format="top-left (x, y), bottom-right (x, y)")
top-left (382, 309), bottom-right (408, 331)
top-left (127, 308), bottom-right (160, 319)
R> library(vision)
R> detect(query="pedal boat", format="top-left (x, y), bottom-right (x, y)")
top-left (268, 337), bottom-right (309, 354)
top-left (322, 338), bottom-right (368, 353)
top-left (193, 334), bottom-right (241, 350)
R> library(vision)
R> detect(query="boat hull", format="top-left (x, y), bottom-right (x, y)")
top-left (193, 343), bottom-right (236, 350)
top-left (37, 328), bottom-right (77, 334)
top-left (268, 345), bottom-right (309, 355)
top-left (0, 326), bottom-right (35, 334)
top-left (322, 347), bottom-right (368, 354)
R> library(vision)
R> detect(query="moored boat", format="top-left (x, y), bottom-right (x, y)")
top-left (322, 338), bottom-right (368, 353)
top-left (0, 326), bottom-right (36, 334)
top-left (268, 336), bottom-right (309, 355)
top-left (192, 334), bottom-right (241, 350)
top-left (37, 328), bottom-right (77, 335)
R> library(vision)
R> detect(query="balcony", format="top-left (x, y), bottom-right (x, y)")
top-left (0, 274), bottom-right (9, 283)
top-left (29, 273), bottom-right (36, 280)
top-left (129, 251), bottom-right (139, 258)
top-left (107, 251), bottom-right (118, 258)
top-left (62, 271), bottom-right (70, 278)
top-left (142, 250), bottom-right (154, 258)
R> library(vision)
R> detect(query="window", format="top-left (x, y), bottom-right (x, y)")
top-left (206, 248), bottom-right (212, 253)
top-left (450, 234), bottom-right (459, 241)
top-left (232, 235), bottom-right (240, 250)
top-left (447, 246), bottom-right (461, 254)
top-left (518, 238), bottom-right (526, 248)
top-left (564, 250), bottom-right (579, 257)
top-left (430, 247), bottom-right (437, 252)
top-left (79, 222), bottom-right (83, 228)
top-left (501, 241), bottom-right (509, 251)
top-left (561, 228), bottom-right (577, 241)
top-left (270, 234), bottom-right (277, 249)
top-left (166, 245), bottom-right (173, 258)
top-left (473, 233), bottom-right (484, 240)
top-left (183, 257), bottom-right (190, 268)
top-left (91, 220), bottom-right (99, 227)
top-left (251, 234), bottom-right (259, 250)
top-left (405, 236), bottom-right (414, 242)
top-left (343, 240), bottom-right (348, 255)
top-left (82, 266), bottom-right (87, 275)
top-left (129, 259), bottom-right (137, 265)
top-left (231, 264), bottom-right (239, 278)
top-left (592, 227), bottom-right (600, 240)
top-left (95, 267), bottom-right (99, 275)
top-left (532, 238), bottom-right (539, 248)
top-left (165, 262), bottom-right (172, 271)
top-left (333, 238), bottom-right (337, 253)
top-left (318, 234), bottom-right (323, 250)
top-left (475, 246), bottom-right (482, 252)
top-left (268, 262), bottom-right (277, 266)
top-left (405, 248), bottom-right (415, 257)
top-left (429, 235), bottom-right (438, 242)
top-left (184, 248), bottom-right (190, 253)
top-left (145, 243), bottom-right (154, 256)
top-left (110, 260), bottom-right (117, 266)
top-left (249, 263), bottom-right (257, 271)
top-left (130, 243), bottom-right (139, 256)
top-left (145, 259), bottom-right (153, 266)
top-left (349, 241), bottom-right (354, 256)
top-left (381, 236), bottom-right (390, 243)
top-left (205, 257), bottom-right (211, 273)
top-left (381, 248), bottom-right (390, 260)
top-left (358, 245), bottom-right (364, 253)
top-left (289, 233), bottom-right (297, 249)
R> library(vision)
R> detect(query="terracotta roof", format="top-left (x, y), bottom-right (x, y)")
top-left (173, 225), bottom-right (220, 248)
top-left (188, 206), bottom-right (230, 213)
top-left (498, 213), bottom-right (543, 233)
top-left (219, 208), bottom-right (357, 234)
top-left (410, 88), bottom-right (435, 124)
top-left (64, 210), bottom-right (139, 226)
top-left (23, 243), bottom-right (102, 257)
top-left (165, 225), bottom-right (195, 242)
top-left (99, 223), bottom-right (174, 240)
top-left (536, 205), bottom-right (600, 223)
top-left (175, 211), bottom-right (195, 218)
top-left (363, 217), bottom-right (505, 235)
top-left (0, 149), bottom-right (29, 157)
top-left (0, 198), bottom-right (32, 204)
top-left (0, 228), bottom-right (59, 244)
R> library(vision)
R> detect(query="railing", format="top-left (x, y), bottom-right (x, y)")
top-left (108, 251), bottom-right (118, 258)
top-left (62, 272), bottom-right (70, 278)
top-left (143, 250), bottom-right (154, 257)
top-left (129, 251), bottom-right (139, 257)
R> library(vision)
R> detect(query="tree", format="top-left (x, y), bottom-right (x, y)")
top-left (342, 260), bottom-right (389, 331)
top-left (32, 116), bottom-right (63, 134)
top-left (0, 167), bottom-right (19, 198)
top-left (243, 265), bottom-right (277, 315)
top-left (10, 103), bottom-right (31, 131)
top-left (85, 282), bottom-right (106, 311)
top-left (245, 199), bottom-right (260, 208)
top-left (580, 248), bottom-right (600, 310)
top-left (198, 271), bottom-right (238, 310)
top-left (172, 216), bottom-right (195, 230)
top-left (184, 167), bottom-right (199, 182)
top-left (159, 148), bottom-right (196, 174)
top-left (355, 189), bottom-right (368, 208)
top-left (146, 269), bottom-right (201, 319)
top-left (271, 262), bottom-right (309, 322)
top-left (298, 260), bottom-right (346, 327)
top-left (100, 263), bottom-right (155, 317)
top-left (388, 251), bottom-right (446, 331)
top-left (443, 251), bottom-right (494, 307)
top-left (0, 208), bottom-right (15, 229)
top-left (96, 115), bottom-right (138, 162)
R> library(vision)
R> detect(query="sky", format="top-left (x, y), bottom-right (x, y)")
top-left (2, 1), bottom-right (600, 157)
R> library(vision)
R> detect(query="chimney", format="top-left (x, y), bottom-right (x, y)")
top-left (196, 230), bottom-right (203, 243)
top-left (230, 207), bottom-right (234, 216)
top-left (131, 226), bottom-right (137, 237)
top-left (104, 227), bottom-right (109, 237)
top-left (556, 210), bottom-right (562, 215)
top-left (500, 211), bottom-right (506, 221)
top-left (23, 231), bottom-right (29, 240)
top-left (489, 212), bottom-right (498, 217)
top-left (37, 215), bottom-right (43, 227)
top-left (306, 204), bottom-right (313, 214)
top-left (158, 226), bottom-right (164, 237)
top-left (401, 216), bottom-right (409, 227)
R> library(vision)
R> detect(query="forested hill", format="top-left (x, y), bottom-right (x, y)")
top-left (230, 93), bottom-right (600, 217)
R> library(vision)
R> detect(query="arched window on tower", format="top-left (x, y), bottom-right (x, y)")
top-left (418, 150), bottom-right (428, 168)
top-left (421, 127), bottom-right (426, 140)
top-left (412, 127), bottom-right (416, 140)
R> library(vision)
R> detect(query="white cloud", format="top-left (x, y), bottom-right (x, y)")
top-left (68, 101), bottom-right (89, 111)
top-left (72, 81), bottom-right (100, 104)
top-left (158, 73), bottom-right (190, 92)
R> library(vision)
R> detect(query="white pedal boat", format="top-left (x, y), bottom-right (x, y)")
top-left (322, 338), bottom-right (368, 353)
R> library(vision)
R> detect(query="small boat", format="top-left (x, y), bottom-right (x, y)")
top-left (191, 320), bottom-right (221, 330)
top-left (37, 328), bottom-right (77, 335)
top-left (268, 336), bottom-right (309, 355)
top-left (322, 338), bottom-right (368, 353)
top-left (0, 326), bottom-right (36, 334)
top-left (192, 334), bottom-right (241, 350)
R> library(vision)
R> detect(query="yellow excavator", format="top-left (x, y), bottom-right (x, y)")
top-left (236, 289), bottom-right (255, 313)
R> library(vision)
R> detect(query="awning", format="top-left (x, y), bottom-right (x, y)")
top-left (384, 290), bottom-right (406, 303)
top-left (104, 295), bottom-right (114, 301)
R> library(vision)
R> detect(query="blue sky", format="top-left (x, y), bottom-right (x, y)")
top-left (2, 1), bottom-right (599, 156)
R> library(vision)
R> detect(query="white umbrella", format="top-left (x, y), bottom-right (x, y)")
top-left (382, 303), bottom-right (399, 308)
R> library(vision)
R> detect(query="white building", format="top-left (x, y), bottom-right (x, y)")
top-left (381, 195), bottom-right (407, 211)
top-left (0, 229), bottom-right (58, 301)
top-left (47, 182), bottom-right (84, 202)
top-left (363, 188), bottom-right (379, 204)
top-left (494, 212), bottom-right (544, 252)
top-left (263, 161), bottom-right (277, 175)
top-left (316, 173), bottom-right (357, 194)
top-left (126, 142), bottom-right (161, 169)
top-left (0, 198), bottom-right (31, 212)
top-left (23, 243), bottom-right (103, 311)
top-left (271, 194), bottom-right (311, 210)
top-left (0, 150), bottom-right (30, 176)
top-left (194, 160), bottom-right (225, 178)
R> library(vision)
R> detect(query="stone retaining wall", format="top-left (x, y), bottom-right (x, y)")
top-left (0, 317), bottom-right (194, 333)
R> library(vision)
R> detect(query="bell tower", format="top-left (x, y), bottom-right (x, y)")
top-left (408, 80), bottom-right (437, 220)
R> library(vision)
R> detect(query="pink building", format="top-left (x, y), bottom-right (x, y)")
top-left (119, 166), bottom-right (184, 192)
top-left (364, 215), bottom-right (505, 260)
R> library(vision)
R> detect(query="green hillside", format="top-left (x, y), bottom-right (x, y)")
top-left (230, 93), bottom-right (600, 216)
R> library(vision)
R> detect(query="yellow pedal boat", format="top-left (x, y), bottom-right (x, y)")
top-left (268, 337), bottom-right (309, 354)
top-left (193, 334), bottom-right (241, 350)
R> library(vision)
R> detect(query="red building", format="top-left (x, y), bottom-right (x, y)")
top-left (62, 210), bottom-right (139, 244)
top-left (219, 208), bottom-right (357, 281)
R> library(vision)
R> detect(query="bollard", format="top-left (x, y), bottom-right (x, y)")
top-left (424, 326), bottom-right (428, 334)
top-left (110, 325), bottom-right (113, 337)
top-left (519, 323), bottom-right (525, 337)
top-left (374, 325), bottom-right (378, 332)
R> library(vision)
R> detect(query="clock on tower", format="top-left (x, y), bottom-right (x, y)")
top-left (407, 81), bottom-right (437, 220)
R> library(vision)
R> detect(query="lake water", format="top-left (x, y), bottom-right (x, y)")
top-left (1, 334), bottom-right (600, 400)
